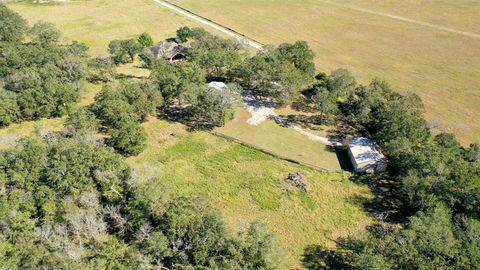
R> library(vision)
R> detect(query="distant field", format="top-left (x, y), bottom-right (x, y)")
top-left (128, 117), bottom-right (373, 269)
top-left (168, 0), bottom-right (480, 144)
top-left (8, 0), bottom-right (209, 55)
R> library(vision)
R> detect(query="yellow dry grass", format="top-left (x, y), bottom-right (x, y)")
top-left (8, 0), bottom-right (211, 56)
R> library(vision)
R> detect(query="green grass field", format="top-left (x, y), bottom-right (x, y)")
top-left (217, 108), bottom-right (341, 172)
top-left (128, 117), bottom-right (373, 268)
top-left (168, 0), bottom-right (480, 145)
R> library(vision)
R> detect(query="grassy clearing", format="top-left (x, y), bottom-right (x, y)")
top-left (128, 117), bottom-right (373, 269)
top-left (217, 108), bottom-right (341, 171)
top-left (8, 0), bottom-right (211, 56)
top-left (168, 0), bottom-right (480, 144)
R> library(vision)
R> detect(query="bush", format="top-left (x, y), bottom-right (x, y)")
top-left (29, 21), bottom-right (61, 45)
top-left (137, 32), bottom-right (154, 48)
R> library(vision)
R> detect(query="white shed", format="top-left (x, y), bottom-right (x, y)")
top-left (348, 137), bottom-right (387, 173)
top-left (207, 81), bottom-right (228, 91)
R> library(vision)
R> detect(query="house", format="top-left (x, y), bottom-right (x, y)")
top-left (150, 41), bottom-right (186, 62)
top-left (348, 137), bottom-right (387, 173)
top-left (207, 81), bottom-right (228, 91)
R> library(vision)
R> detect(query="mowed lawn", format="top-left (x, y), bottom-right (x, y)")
top-left (168, 0), bottom-right (480, 144)
top-left (217, 107), bottom-right (342, 172)
top-left (128, 117), bottom-right (373, 269)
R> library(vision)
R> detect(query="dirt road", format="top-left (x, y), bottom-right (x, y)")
top-left (151, 0), bottom-right (264, 49)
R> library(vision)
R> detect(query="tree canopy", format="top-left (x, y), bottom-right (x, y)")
top-left (0, 9), bottom-right (88, 127)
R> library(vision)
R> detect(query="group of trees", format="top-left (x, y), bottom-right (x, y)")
top-left (108, 32), bottom-right (154, 65)
top-left (0, 4), bottom-right (89, 127)
top-left (87, 80), bottom-right (162, 156)
top-left (302, 69), bottom-right (480, 269)
top-left (0, 135), bottom-right (280, 269)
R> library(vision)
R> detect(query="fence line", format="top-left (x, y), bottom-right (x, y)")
top-left (211, 131), bottom-right (340, 173)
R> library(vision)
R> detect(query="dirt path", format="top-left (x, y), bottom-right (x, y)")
top-left (317, 0), bottom-right (480, 39)
top-left (151, 0), bottom-right (264, 49)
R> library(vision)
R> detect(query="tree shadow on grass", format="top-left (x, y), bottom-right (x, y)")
top-left (158, 106), bottom-right (215, 131)
top-left (115, 73), bottom-right (145, 80)
top-left (349, 174), bottom-right (409, 224)
top-left (302, 244), bottom-right (352, 270)
top-left (291, 95), bottom-right (317, 113)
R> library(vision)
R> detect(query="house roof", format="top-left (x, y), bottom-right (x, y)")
top-left (208, 81), bottom-right (228, 91)
top-left (150, 41), bottom-right (186, 59)
top-left (349, 137), bottom-right (386, 165)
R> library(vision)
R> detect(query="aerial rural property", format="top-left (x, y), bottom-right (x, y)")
top-left (0, 0), bottom-right (479, 269)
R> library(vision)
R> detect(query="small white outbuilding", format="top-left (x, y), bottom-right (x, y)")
top-left (348, 137), bottom-right (387, 173)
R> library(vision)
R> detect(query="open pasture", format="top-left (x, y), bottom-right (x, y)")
top-left (8, 0), bottom-right (209, 56)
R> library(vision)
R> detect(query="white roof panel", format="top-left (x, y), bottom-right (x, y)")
top-left (208, 81), bottom-right (228, 91)
top-left (349, 137), bottom-right (386, 164)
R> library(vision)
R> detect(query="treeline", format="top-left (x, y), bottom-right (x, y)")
top-left (0, 135), bottom-right (280, 269)
top-left (302, 69), bottom-right (480, 269)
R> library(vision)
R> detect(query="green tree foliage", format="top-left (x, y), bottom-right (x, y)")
top-left (65, 108), bottom-right (100, 137)
top-left (91, 80), bottom-right (162, 127)
top-left (137, 32), bottom-right (154, 48)
top-left (87, 56), bottom-right (117, 83)
top-left (304, 205), bottom-right (480, 270)
top-left (313, 86), bottom-right (338, 125)
top-left (0, 8), bottom-right (88, 127)
top-left (193, 83), bottom-right (240, 127)
top-left (238, 54), bottom-right (305, 105)
top-left (0, 134), bottom-right (282, 269)
top-left (236, 42), bottom-right (315, 105)
top-left (0, 4), bottom-right (27, 42)
top-left (124, 180), bottom-right (282, 269)
top-left (276, 41), bottom-right (315, 77)
top-left (0, 88), bottom-right (21, 126)
top-left (29, 21), bottom-right (61, 45)
top-left (183, 27), bottom-right (243, 79)
top-left (108, 39), bottom-right (142, 64)
top-left (327, 68), bottom-right (357, 98)
top-left (150, 60), bottom-right (206, 104)
top-left (90, 80), bottom-right (161, 156)
top-left (138, 47), bottom-right (156, 68)
top-left (0, 136), bottom-right (134, 268)
top-left (176, 26), bottom-right (193, 42)
top-left (107, 119), bottom-right (147, 156)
